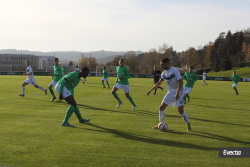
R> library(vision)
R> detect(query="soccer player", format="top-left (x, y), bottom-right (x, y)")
top-left (62, 66), bottom-right (66, 76)
top-left (48, 58), bottom-right (62, 102)
top-left (55, 67), bottom-right (90, 127)
top-left (111, 59), bottom-right (136, 110)
top-left (152, 65), bottom-right (163, 95)
top-left (182, 66), bottom-right (197, 104)
top-left (75, 65), bottom-right (84, 84)
top-left (147, 58), bottom-right (191, 131)
top-left (102, 66), bottom-right (110, 89)
top-left (19, 59), bottom-right (47, 97)
top-left (203, 70), bottom-right (208, 86)
top-left (230, 71), bottom-right (241, 95)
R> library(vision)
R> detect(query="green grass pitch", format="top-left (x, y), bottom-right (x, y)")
top-left (0, 75), bottom-right (250, 167)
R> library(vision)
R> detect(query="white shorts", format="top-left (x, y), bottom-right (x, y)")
top-left (232, 83), bottom-right (237, 88)
top-left (55, 83), bottom-right (72, 98)
top-left (49, 80), bottom-right (57, 86)
top-left (115, 83), bottom-right (130, 93)
top-left (183, 86), bottom-right (192, 95)
top-left (24, 78), bottom-right (37, 86)
top-left (102, 78), bottom-right (109, 82)
top-left (203, 78), bottom-right (206, 81)
top-left (162, 91), bottom-right (185, 107)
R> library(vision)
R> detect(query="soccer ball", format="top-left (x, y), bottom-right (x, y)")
top-left (158, 122), bottom-right (168, 131)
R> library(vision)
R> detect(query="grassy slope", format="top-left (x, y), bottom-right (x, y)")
top-left (205, 67), bottom-right (250, 77)
top-left (0, 76), bottom-right (250, 167)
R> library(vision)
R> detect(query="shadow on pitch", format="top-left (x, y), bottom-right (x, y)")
top-left (192, 97), bottom-right (224, 101)
top-left (77, 104), bottom-right (158, 117)
top-left (74, 123), bottom-right (217, 151)
top-left (194, 104), bottom-right (250, 112)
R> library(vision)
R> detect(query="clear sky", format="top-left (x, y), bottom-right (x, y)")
top-left (0, 0), bottom-right (249, 53)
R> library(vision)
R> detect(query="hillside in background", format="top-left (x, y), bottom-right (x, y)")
top-left (0, 49), bottom-right (142, 63)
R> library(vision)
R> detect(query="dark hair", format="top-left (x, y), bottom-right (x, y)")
top-left (190, 66), bottom-right (193, 69)
top-left (82, 67), bottom-right (89, 73)
top-left (25, 59), bottom-right (30, 63)
top-left (120, 59), bottom-right (124, 62)
top-left (162, 58), bottom-right (169, 64)
top-left (54, 58), bottom-right (59, 61)
top-left (75, 65), bottom-right (78, 68)
top-left (104, 66), bottom-right (106, 68)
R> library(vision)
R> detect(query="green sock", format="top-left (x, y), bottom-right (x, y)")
top-left (48, 86), bottom-right (55, 98)
top-left (234, 88), bottom-right (238, 93)
top-left (63, 105), bottom-right (75, 123)
top-left (107, 82), bottom-right (110, 87)
top-left (187, 94), bottom-right (190, 98)
top-left (113, 93), bottom-right (122, 103)
top-left (102, 82), bottom-right (105, 87)
top-left (74, 107), bottom-right (83, 122)
top-left (184, 96), bottom-right (186, 103)
top-left (128, 96), bottom-right (136, 106)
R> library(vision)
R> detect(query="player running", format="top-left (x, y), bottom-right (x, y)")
top-left (111, 59), bottom-right (136, 110)
top-left (102, 66), bottom-right (110, 89)
top-left (62, 66), bottom-right (66, 76)
top-left (152, 65), bottom-right (163, 95)
top-left (182, 66), bottom-right (197, 104)
top-left (55, 67), bottom-right (90, 127)
top-left (48, 58), bottom-right (62, 102)
top-left (19, 60), bottom-right (47, 97)
top-left (147, 58), bottom-right (191, 131)
top-left (203, 70), bottom-right (208, 86)
top-left (230, 71), bottom-right (241, 95)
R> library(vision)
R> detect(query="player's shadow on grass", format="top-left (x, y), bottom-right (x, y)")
top-left (166, 114), bottom-right (250, 128)
top-left (75, 123), bottom-right (217, 151)
top-left (194, 104), bottom-right (250, 112)
top-left (77, 104), bottom-right (158, 117)
top-left (192, 97), bottom-right (224, 101)
top-left (167, 130), bottom-right (250, 145)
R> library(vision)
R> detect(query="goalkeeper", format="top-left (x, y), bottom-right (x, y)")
top-left (55, 67), bottom-right (90, 127)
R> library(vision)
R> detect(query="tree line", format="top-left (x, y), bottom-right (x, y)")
top-left (78, 28), bottom-right (250, 74)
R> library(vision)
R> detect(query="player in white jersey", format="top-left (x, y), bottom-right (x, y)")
top-left (203, 70), bottom-right (208, 86)
top-left (19, 59), bottom-right (47, 97)
top-left (147, 58), bottom-right (191, 131)
top-left (75, 65), bottom-right (85, 84)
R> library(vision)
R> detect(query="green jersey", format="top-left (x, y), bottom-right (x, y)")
top-left (58, 71), bottom-right (80, 94)
top-left (53, 65), bottom-right (63, 82)
top-left (116, 66), bottom-right (130, 85)
top-left (103, 69), bottom-right (108, 78)
top-left (183, 71), bottom-right (198, 88)
top-left (231, 74), bottom-right (240, 84)
top-left (62, 68), bottom-right (66, 75)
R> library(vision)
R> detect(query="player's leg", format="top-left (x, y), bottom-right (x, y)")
top-left (185, 87), bottom-right (192, 102)
top-left (48, 81), bottom-right (57, 101)
top-left (106, 79), bottom-right (110, 89)
top-left (125, 92), bottom-right (136, 110)
top-left (102, 79), bottom-right (106, 88)
top-left (33, 79), bottom-right (47, 95)
top-left (19, 82), bottom-right (28, 97)
top-left (112, 84), bottom-right (122, 107)
top-left (152, 102), bottom-right (168, 129)
top-left (178, 106), bottom-right (191, 131)
top-left (233, 84), bottom-right (238, 95)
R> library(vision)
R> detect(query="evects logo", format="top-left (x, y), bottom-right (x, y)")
top-left (223, 150), bottom-right (241, 156)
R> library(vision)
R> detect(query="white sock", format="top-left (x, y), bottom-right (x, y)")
top-left (22, 87), bottom-right (25, 95)
top-left (180, 111), bottom-right (189, 124)
top-left (159, 110), bottom-right (165, 122)
top-left (39, 86), bottom-right (46, 91)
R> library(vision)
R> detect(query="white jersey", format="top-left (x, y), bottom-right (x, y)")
top-left (203, 72), bottom-right (207, 79)
top-left (75, 68), bottom-right (80, 72)
top-left (26, 65), bottom-right (34, 80)
top-left (161, 67), bottom-right (183, 93)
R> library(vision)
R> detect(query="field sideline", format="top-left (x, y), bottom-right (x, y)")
top-left (0, 75), bottom-right (250, 167)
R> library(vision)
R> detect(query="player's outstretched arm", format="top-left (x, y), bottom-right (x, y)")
top-left (147, 80), bottom-right (163, 96)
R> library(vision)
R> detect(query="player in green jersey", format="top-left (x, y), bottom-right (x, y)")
top-left (62, 66), bottom-right (66, 76)
top-left (182, 66), bottom-right (197, 104)
top-left (55, 67), bottom-right (90, 127)
top-left (111, 59), bottom-right (136, 110)
top-left (48, 58), bottom-right (63, 102)
top-left (230, 71), bottom-right (241, 95)
top-left (102, 66), bottom-right (110, 89)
